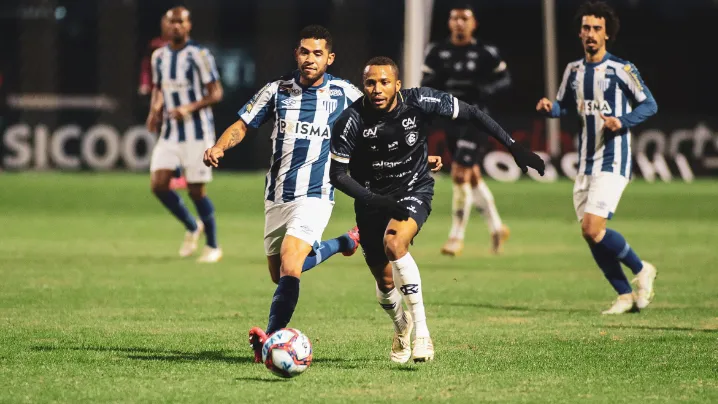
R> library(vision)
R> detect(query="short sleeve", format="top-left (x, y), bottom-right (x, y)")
top-left (238, 82), bottom-right (277, 128)
top-left (195, 48), bottom-right (220, 85)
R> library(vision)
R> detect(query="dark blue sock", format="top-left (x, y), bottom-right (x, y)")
top-left (156, 191), bottom-right (197, 231)
top-left (192, 196), bottom-right (217, 248)
top-left (301, 235), bottom-right (353, 272)
top-left (599, 229), bottom-right (644, 275)
top-left (266, 276), bottom-right (300, 335)
top-left (589, 243), bottom-right (632, 295)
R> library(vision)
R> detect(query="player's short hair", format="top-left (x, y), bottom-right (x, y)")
top-left (450, 2), bottom-right (476, 13)
top-left (364, 56), bottom-right (400, 79)
top-left (575, 1), bottom-right (620, 45)
top-left (298, 25), bottom-right (333, 52)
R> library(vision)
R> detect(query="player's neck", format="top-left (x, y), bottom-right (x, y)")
top-left (450, 35), bottom-right (473, 47)
top-left (169, 37), bottom-right (189, 51)
top-left (584, 48), bottom-right (607, 64)
top-left (299, 74), bottom-right (325, 88)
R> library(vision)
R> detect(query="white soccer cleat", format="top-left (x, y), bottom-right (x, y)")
top-left (411, 337), bottom-right (435, 362)
top-left (440, 238), bottom-right (464, 256)
top-left (390, 310), bottom-right (413, 364)
top-left (197, 246), bottom-right (223, 263)
top-left (601, 294), bottom-right (638, 315)
top-left (179, 221), bottom-right (203, 258)
top-left (633, 261), bottom-right (657, 309)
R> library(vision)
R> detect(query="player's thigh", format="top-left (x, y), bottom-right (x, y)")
top-left (264, 201), bottom-right (289, 257)
top-left (585, 172), bottom-right (629, 220)
top-left (356, 203), bottom-right (391, 269)
top-left (181, 140), bottom-right (213, 184)
top-left (150, 140), bottom-right (181, 191)
top-left (266, 254), bottom-right (281, 284)
top-left (573, 174), bottom-right (590, 222)
top-left (450, 162), bottom-right (472, 184)
top-left (285, 198), bottom-right (334, 250)
top-left (150, 169), bottom-right (174, 192)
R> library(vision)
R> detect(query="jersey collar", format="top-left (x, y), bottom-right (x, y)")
top-left (583, 52), bottom-right (611, 68)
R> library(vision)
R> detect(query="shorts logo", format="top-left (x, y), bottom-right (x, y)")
top-left (405, 131), bottom-right (418, 146)
top-left (400, 284), bottom-right (419, 295)
top-left (300, 224), bottom-right (313, 234)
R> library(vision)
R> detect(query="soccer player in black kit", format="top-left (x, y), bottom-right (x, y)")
top-left (330, 57), bottom-right (544, 363)
top-left (422, 4), bottom-right (512, 256)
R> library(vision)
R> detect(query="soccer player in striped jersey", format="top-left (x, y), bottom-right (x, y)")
top-left (537, 1), bottom-right (658, 314)
top-left (146, 7), bottom-right (224, 263)
top-left (202, 25), bottom-right (362, 362)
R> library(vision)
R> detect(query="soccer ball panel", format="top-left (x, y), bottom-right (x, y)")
top-left (262, 328), bottom-right (313, 378)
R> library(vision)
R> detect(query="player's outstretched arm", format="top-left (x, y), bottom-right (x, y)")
top-left (329, 160), bottom-right (410, 221)
top-left (203, 119), bottom-right (247, 168)
top-left (455, 100), bottom-right (545, 175)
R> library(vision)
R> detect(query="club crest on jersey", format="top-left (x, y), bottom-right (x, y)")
top-left (402, 116), bottom-right (417, 130)
top-left (405, 131), bottom-right (418, 146)
top-left (363, 127), bottom-right (378, 138)
top-left (581, 100), bottom-right (612, 115)
top-left (599, 78), bottom-right (612, 92)
top-left (321, 99), bottom-right (338, 113)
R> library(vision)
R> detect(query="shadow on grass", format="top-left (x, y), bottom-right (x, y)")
top-left (234, 377), bottom-right (287, 383)
top-left (31, 345), bottom-right (254, 364)
top-left (439, 302), bottom-right (594, 313)
top-left (604, 325), bottom-right (718, 333)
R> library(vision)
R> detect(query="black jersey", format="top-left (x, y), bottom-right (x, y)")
top-left (421, 39), bottom-right (509, 107)
top-left (330, 87), bottom-right (458, 195)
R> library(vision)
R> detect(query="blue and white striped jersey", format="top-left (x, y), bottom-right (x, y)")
top-left (238, 71), bottom-right (362, 204)
top-left (151, 41), bottom-right (220, 142)
top-left (552, 53), bottom-right (657, 178)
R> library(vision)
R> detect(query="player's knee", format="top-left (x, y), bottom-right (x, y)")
top-left (279, 254), bottom-right (303, 278)
top-left (188, 185), bottom-right (206, 201)
top-left (151, 182), bottom-right (169, 194)
top-left (581, 221), bottom-right (603, 244)
top-left (383, 235), bottom-right (408, 261)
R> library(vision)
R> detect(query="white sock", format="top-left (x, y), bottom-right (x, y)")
top-left (375, 284), bottom-right (407, 333)
top-left (449, 182), bottom-right (473, 240)
top-left (473, 180), bottom-right (502, 233)
top-left (391, 253), bottom-right (430, 338)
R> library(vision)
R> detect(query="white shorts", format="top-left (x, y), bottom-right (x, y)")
top-left (573, 172), bottom-right (629, 221)
top-left (150, 137), bottom-right (214, 183)
top-left (264, 198), bottom-right (334, 256)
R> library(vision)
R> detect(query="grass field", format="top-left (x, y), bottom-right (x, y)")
top-left (1, 172), bottom-right (717, 403)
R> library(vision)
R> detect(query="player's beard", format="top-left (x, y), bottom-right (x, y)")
top-left (300, 65), bottom-right (327, 85)
top-left (372, 92), bottom-right (398, 112)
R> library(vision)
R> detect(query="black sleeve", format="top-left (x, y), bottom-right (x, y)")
top-left (420, 43), bottom-right (445, 88)
top-left (478, 45), bottom-right (511, 97)
top-left (329, 160), bottom-right (373, 203)
top-left (405, 87), bottom-right (458, 119)
top-left (330, 108), bottom-right (359, 165)
top-left (456, 100), bottom-right (515, 148)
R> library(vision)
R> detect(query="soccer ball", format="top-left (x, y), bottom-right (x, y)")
top-left (261, 328), bottom-right (313, 378)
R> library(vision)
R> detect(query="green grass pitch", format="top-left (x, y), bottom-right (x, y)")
top-left (1, 173), bottom-right (717, 403)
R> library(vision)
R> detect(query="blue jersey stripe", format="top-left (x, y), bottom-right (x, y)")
top-left (163, 118), bottom-right (171, 140)
top-left (169, 50), bottom-right (178, 80)
top-left (266, 97), bottom-right (286, 202)
top-left (601, 135), bottom-right (615, 172)
top-left (187, 90), bottom-right (203, 140)
top-left (155, 55), bottom-right (163, 84)
top-left (620, 97), bottom-right (629, 176)
top-left (281, 94), bottom-right (318, 202)
top-left (307, 140), bottom-right (330, 198)
top-left (583, 67), bottom-right (595, 174)
top-left (171, 92), bottom-right (185, 142)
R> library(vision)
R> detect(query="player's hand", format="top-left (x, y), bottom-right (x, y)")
top-left (145, 110), bottom-right (161, 134)
top-left (168, 105), bottom-right (192, 120)
top-left (428, 155), bottom-right (443, 172)
top-left (203, 146), bottom-right (224, 168)
top-left (367, 194), bottom-right (410, 221)
top-left (508, 142), bottom-right (545, 176)
top-left (600, 114), bottom-right (622, 132)
top-left (536, 97), bottom-right (553, 114)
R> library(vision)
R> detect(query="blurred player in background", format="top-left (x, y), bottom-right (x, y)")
top-left (146, 7), bottom-right (224, 263)
top-left (203, 26), bottom-right (362, 362)
top-left (330, 57), bottom-right (544, 362)
top-left (422, 3), bottom-right (511, 256)
top-left (536, 0), bottom-right (657, 314)
top-left (140, 14), bottom-right (187, 190)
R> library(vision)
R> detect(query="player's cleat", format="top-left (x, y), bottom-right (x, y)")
top-left (179, 221), bottom-right (204, 258)
top-left (632, 261), bottom-right (657, 309)
top-left (342, 226), bottom-right (361, 256)
top-left (390, 310), bottom-right (413, 363)
top-left (169, 176), bottom-right (188, 190)
top-left (491, 224), bottom-right (511, 254)
top-left (440, 238), bottom-right (464, 256)
top-left (248, 327), bottom-right (268, 364)
top-left (411, 337), bottom-right (435, 362)
top-left (601, 294), bottom-right (639, 315)
top-left (197, 246), bottom-right (223, 263)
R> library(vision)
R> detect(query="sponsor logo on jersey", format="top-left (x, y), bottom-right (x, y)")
top-left (580, 100), bottom-right (612, 115)
top-left (405, 131), bottom-right (418, 146)
top-left (329, 89), bottom-right (343, 97)
top-left (278, 118), bottom-right (330, 139)
top-left (439, 50), bottom-right (451, 59)
top-left (624, 64), bottom-right (644, 91)
top-left (388, 140), bottom-right (399, 151)
top-left (402, 116), bottom-right (417, 130)
top-left (363, 127), bottom-right (378, 138)
top-left (467, 51), bottom-right (478, 59)
top-left (281, 98), bottom-right (297, 107)
top-left (419, 95), bottom-right (441, 103)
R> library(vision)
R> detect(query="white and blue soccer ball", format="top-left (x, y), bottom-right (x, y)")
top-left (261, 328), bottom-right (313, 378)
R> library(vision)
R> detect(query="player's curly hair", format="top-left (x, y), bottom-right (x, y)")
top-left (575, 1), bottom-right (620, 46)
top-left (364, 56), bottom-right (400, 79)
top-left (298, 25), bottom-right (333, 52)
